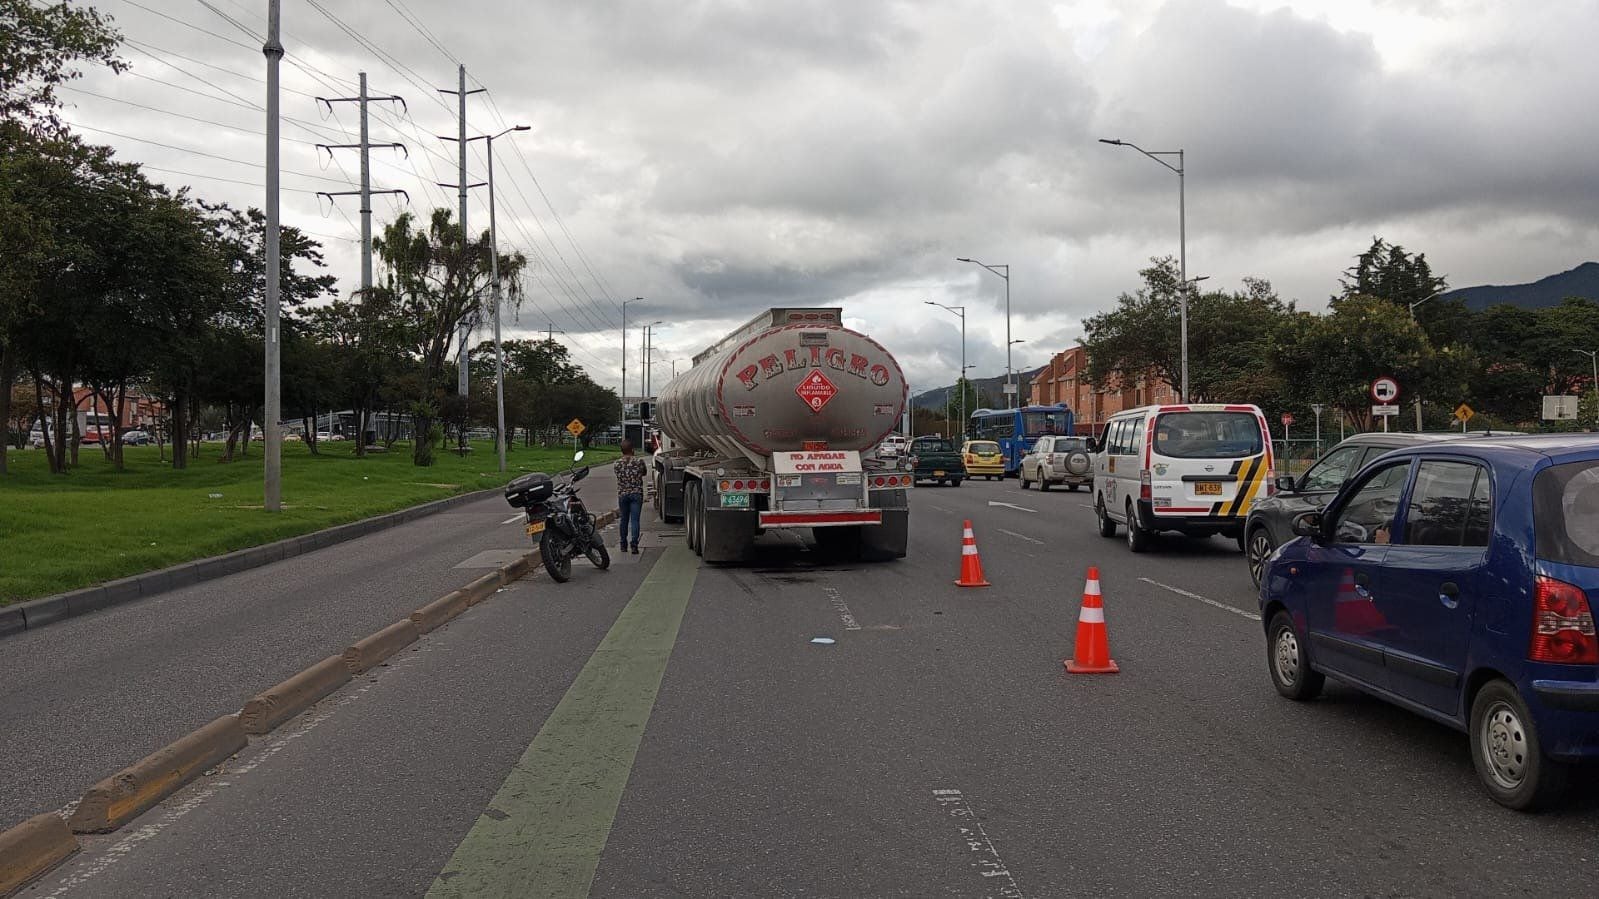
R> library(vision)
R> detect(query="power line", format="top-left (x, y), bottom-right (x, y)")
top-left (111, 0), bottom-right (258, 53)
top-left (63, 121), bottom-right (352, 185)
top-left (385, 0), bottom-right (458, 65)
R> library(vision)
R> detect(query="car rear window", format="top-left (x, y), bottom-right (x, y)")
top-left (968, 441), bottom-right (1000, 453)
top-left (1151, 412), bottom-right (1264, 459)
top-left (915, 439), bottom-right (955, 453)
top-left (1534, 461), bottom-right (1599, 566)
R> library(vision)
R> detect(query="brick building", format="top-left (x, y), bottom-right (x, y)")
top-left (1027, 346), bottom-right (1177, 436)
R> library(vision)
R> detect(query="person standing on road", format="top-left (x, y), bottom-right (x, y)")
top-left (614, 439), bottom-right (647, 554)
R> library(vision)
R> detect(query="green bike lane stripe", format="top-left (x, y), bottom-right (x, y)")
top-left (428, 545), bottom-right (700, 898)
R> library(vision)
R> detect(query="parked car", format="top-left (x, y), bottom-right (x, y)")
top-left (120, 430), bottom-right (152, 446)
top-left (1019, 435), bottom-right (1092, 491)
top-left (909, 435), bottom-right (964, 486)
top-left (1244, 432), bottom-right (1485, 587)
top-left (961, 439), bottom-right (1005, 480)
top-left (1092, 404), bottom-right (1273, 553)
top-left (1259, 435), bottom-right (1599, 810)
top-left (79, 428), bottom-right (104, 445)
top-left (879, 435), bottom-right (909, 459)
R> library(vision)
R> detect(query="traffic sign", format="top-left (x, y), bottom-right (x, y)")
top-left (1370, 377), bottom-right (1400, 403)
top-left (1454, 403), bottom-right (1475, 423)
top-left (1372, 404), bottom-right (1400, 417)
top-left (795, 369), bottom-right (839, 413)
top-left (566, 418), bottom-right (586, 437)
top-left (1281, 413), bottom-right (1295, 427)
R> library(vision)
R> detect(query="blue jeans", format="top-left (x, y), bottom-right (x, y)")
top-left (618, 493), bottom-right (643, 548)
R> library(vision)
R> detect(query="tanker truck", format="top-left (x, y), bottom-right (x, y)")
top-left (651, 307), bottom-right (913, 562)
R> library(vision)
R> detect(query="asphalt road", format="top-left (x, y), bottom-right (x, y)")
top-left (19, 476), bottom-right (1599, 898)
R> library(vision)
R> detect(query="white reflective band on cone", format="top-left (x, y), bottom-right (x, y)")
top-left (962, 545), bottom-right (978, 556)
top-left (1078, 606), bottom-right (1106, 624)
top-left (1084, 580), bottom-right (1102, 596)
top-left (963, 528), bottom-right (975, 539)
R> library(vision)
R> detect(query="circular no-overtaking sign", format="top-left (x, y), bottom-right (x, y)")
top-left (1370, 376), bottom-right (1400, 403)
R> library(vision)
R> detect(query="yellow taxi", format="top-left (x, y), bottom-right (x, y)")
top-left (961, 439), bottom-right (1005, 480)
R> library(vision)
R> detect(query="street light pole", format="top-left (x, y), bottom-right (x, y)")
top-left (1408, 292), bottom-right (1441, 432)
top-left (925, 301), bottom-right (967, 430)
top-left (1579, 349), bottom-right (1599, 430)
top-left (262, 0), bottom-right (283, 512)
top-left (1100, 138), bottom-right (1187, 402)
top-left (622, 297), bottom-right (641, 427)
top-left (955, 258), bottom-right (1013, 408)
top-left (1310, 403), bottom-right (1325, 457)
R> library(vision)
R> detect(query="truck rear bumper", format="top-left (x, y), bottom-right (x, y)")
top-left (758, 510), bottom-right (883, 527)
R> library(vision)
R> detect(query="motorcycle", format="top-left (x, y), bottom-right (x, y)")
top-left (503, 451), bottom-right (610, 582)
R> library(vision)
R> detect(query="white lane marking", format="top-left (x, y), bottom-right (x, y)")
top-left (823, 587), bottom-right (861, 631)
top-left (1139, 577), bottom-right (1261, 621)
top-left (501, 515), bottom-right (524, 525)
top-left (932, 789), bottom-right (1025, 898)
top-left (928, 504), bottom-right (957, 515)
top-left (40, 649), bottom-right (425, 896)
top-left (986, 501), bottom-right (1037, 513)
top-left (996, 528), bottom-right (1044, 546)
top-left (1078, 503), bottom-right (1094, 510)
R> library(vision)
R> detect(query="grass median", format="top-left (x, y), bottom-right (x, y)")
top-left (0, 440), bottom-right (618, 606)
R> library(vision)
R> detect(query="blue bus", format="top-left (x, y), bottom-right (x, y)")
top-left (968, 405), bottom-right (1075, 476)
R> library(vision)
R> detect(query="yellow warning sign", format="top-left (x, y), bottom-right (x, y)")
top-left (566, 419), bottom-right (586, 437)
top-left (1454, 403), bottom-right (1474, 423)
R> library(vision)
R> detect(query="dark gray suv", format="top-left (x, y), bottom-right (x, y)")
top-left (1244, 432), bottom-right (1490, 587)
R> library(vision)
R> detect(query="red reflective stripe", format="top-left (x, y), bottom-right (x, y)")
top-left (758, 511), bottom-right (883, 526)
top-left (1225, 404), bottom-right (1254, 412)
top-left (1157, 506), bottom-right (1214, 513)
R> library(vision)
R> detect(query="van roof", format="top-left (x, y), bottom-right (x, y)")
top-left (1110, 404), bottom-right (1262, 416)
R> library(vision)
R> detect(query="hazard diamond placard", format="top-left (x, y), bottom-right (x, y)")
top-left (795, 369), bottom-right (838, 413)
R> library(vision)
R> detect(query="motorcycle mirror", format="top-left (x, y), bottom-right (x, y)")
top-left (573, 450), bottom-right (585, 462)
top-left (572, 465), bottom-right (590, 483)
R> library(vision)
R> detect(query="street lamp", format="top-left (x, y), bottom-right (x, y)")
top-left (1578, 349), bottom-right (1598, 430)
top-left (622, 297), bottom-right (642, 426)
top-left (956, 257), bottom-right (1014, 409)
top-left (1100, 137), bottom-right (1188, 402)
top-left (1408, 292), bottom-right (1442, 431)
top-left (458, 124), bottom-right (530, 472)
top-left (925, 301), bottom-right (968, 428)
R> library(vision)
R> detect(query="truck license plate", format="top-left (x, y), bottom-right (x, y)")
top-left (722, 493), bottom-right (750, 508)
top-left (933, 470), bottom-right (946, 477)
top-left (1195, 482), bottom-right (1223, 496)
top-left (525, 521), bottom-right (546, 536)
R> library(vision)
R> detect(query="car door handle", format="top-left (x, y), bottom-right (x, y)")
top-left (1440, 582), bottom-right (1461, 609)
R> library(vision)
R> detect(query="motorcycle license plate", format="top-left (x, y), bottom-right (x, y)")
top-left (525, 521), bottom-right (546, 536)
top-left (721, 493), bottom-right (750, 508)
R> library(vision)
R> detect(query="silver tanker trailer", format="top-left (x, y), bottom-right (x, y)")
top-left (651, 307), bottom-right (913, 562)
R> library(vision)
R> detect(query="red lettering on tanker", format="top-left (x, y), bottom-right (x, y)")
top-left (825, 348), bottom-right (847, 371)
top-left (869, 364), bottom-right (891, 386)
top-left (848, 354), bottom-right (870, 378)
top-left (760, 354), bottom-right (784, 379)
top-left (795, 369), bottom-right (839, 413)
top-left (736, 364), bottom-right (760, 390)
top-left (783, 348), bottom-right (808, 371)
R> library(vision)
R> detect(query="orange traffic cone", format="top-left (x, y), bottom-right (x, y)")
top-left (1065, 566), bottom-right (1119, 673)
top-left (953, 520), bottom-right (991, 587)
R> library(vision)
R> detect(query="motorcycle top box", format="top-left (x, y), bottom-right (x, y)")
top-left (504, 472), bottom-right (554, 508)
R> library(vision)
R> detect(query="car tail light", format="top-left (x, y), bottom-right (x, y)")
top-left (719, 480), bottom-right (732, 492)
top-left (1530, 575), bottom-right (1599, 664)
top-left (909, 456), bottom-right (918, 468)
top-left (1140, 469), bottom-right (1152, 501)
top-left (964, 454), bottom-right (974, 463)
top-left (759, 479), bottom-right (770, 490)
top-left (1265, 467), bottom-right (1278, 497)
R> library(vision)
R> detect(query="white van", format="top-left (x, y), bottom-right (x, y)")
top-left (1090, 404), bottom-right (1275, 553)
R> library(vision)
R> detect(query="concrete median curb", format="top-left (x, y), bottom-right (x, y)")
top-left (1, 486), bottom-right (504, 640)
top-left (410, 590), bottom-right (472, 634)
top-left (0, 813), bottom-right (79, 897)
top-left (239, 655), bottom-right (352, 736)
top-left (463, 571), bottom-right (503, 604)
top-left (67, 713), bottom-right (247, 834)
top-left (342, 619), bottom-right (420, 675)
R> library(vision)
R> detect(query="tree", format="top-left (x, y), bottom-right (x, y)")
top-left (0, 0), bottom-right (125, 138)
top-left (371, 208), bottom-right (525, 466)
top-left (1467, 299), bottom-right (1599, 424)
top-left (1271, 295), bottom-right (1433, 430)
top-left (1339, 236), bottom-right (1467, 346)
top-left (304, 291), bottom-right (407, 455)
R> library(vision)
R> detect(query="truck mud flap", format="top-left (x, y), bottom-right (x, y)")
top-left (702, 509), bottom-right (759, 563)
top-left (859, 509), bottom-right (909, 560)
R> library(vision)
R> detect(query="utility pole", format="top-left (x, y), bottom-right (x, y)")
top-left (438, 65), bottom-right (485, 400)
top-left (263, 0), bottom-right (283, 512)
top-left (316, 73), bottom-right (407, 295)
top-left (622, 298), bottom-right (641, 430)
top-left (544, 323), bottom-right (566, 343)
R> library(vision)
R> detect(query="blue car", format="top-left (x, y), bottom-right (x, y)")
top-left (1259, 435), bottom-right (1599, 810)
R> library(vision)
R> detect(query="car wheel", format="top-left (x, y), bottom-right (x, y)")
top-left (1040, 479), bottom-right (1051, 492)
top-left (1019, 472), bottom-right (1030, 489)
top-left (1125, 501), bottom-right (1150, 553)
top-left (1267, 612), bottom-right (1324, 701)
top-left (951, 478), bottom-right (962, 488)
top-left (1097, 497), bottom-right (1117, 538)
top-left (1247, 528), bottom-right (1275, 589)
top-left (1470, 680), bottom-right (1567, 811)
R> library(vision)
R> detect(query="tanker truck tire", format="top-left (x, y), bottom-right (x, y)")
top-left (813, 526), bottom-right (863, 562)
top-left (685, 481), bottom-right (702, 555)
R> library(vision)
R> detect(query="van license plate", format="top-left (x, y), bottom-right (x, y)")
top-left (722, 493), bottom-right (750, 508)
top-left (1195, 482), bottom-right (1223, 496)
top-left (525, 521), bottom-right (546, 536)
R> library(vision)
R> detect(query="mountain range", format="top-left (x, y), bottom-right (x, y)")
top-left (1443, 261), bottom-right (1599, 311)
top-left (911, 368), bottom-right (1046, 411)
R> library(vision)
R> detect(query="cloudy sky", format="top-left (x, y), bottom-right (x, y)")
top-left (57, 0), bottom-right (1599, 395)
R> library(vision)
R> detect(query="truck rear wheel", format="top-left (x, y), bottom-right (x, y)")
top-left (685, 481), bottom-right (703, 555)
